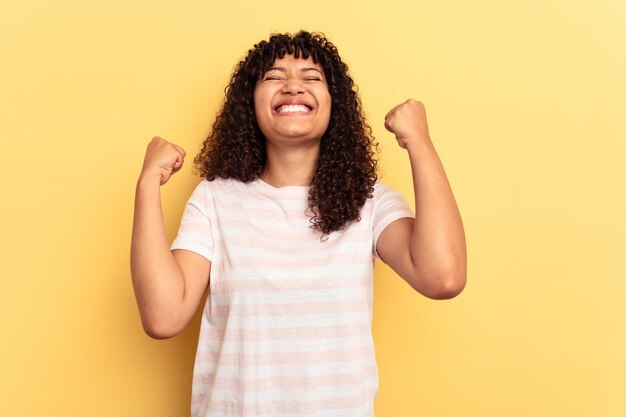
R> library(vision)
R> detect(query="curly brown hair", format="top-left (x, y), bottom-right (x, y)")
top-left (193, 30), bottom-right (379, 235)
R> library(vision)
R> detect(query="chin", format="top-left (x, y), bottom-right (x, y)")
top-left (276, 127), bottom-right (317, 139)
top-left (267, 133), bottom-right (319, 146)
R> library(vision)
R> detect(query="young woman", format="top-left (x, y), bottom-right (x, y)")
top-left (131, 31), bottom-right (466, 417)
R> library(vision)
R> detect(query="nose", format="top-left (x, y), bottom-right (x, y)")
top-left (281, 77), bottom-right (304, 95)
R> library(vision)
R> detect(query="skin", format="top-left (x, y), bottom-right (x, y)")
top-left (253, 54), bottom-right (331, 187)
top-left (377, 99), bottom-right (466, 299)
top-left (131, 138), bottom-right (210, 339)
top-left (130, 56), bottom-right (466, 339)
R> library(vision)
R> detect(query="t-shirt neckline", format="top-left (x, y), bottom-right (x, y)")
top-left (253, 177), bottom-right (310, 194)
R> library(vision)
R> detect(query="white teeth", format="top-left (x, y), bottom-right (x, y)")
top-left (277, 104), bottom-right (311, 113)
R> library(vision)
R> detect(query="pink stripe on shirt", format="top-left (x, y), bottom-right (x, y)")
top-left (171, 177), bottom-right (413, 417)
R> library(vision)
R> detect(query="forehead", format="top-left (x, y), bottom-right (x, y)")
top-left (267, 54), bottom-right (323, 71)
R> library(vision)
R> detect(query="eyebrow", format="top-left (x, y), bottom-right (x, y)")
top-left (266, 67), bottom-right (324, 75)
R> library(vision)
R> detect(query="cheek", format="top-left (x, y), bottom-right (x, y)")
top-left (253, 95), bottom-right (268, 124)
top-left (253, 91), bottom-right (262, 114)
top-left (322, 95), bottom-right (332, 119)
top-left (322, 89), bottom-right (332, 110)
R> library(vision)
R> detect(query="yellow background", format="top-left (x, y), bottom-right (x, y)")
top-left (1, 0), bottom-right (625, 416)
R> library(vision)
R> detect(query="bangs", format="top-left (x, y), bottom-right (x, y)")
top-left (255, 34), bottom-right (323, 79)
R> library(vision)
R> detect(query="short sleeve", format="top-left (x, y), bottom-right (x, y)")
top-left (372, 183), bottom-right (415, 259)
top-left (170, 180), bottom-right (214, 262)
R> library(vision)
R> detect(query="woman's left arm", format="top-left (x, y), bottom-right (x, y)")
top-left (376, 99), bottom-right (467, 299)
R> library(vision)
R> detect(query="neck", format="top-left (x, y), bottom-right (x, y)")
top-left (260, 142), bottom-right (319, 187)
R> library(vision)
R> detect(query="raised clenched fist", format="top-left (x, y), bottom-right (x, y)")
top-left (384, 99), bottom-right (430, 149)
top-left (140, 136), bottom-right (187, 185)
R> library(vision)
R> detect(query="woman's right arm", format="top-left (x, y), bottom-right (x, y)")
top-left (130, 137), bottom-right (211, 339)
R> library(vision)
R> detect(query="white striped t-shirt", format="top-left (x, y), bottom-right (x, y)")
top-left (171, 177), bottom-right (414, 417)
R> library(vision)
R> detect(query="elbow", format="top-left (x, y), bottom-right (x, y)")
top-left (429, 276), bottom-right (466, 299)
top-left (144, 327), bottom-right (177, 340)
top-left (141, 317), bottom-right (184, 340)
top-left (413, 268), bottom-right (467, 300)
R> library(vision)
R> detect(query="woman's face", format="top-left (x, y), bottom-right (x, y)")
top-left (253, 54), bottom-right (331, 147)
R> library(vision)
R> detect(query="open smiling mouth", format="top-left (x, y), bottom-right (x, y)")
top-left (274, 104), bottom-right (313, 114)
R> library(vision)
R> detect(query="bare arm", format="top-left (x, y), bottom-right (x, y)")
top-left (130, 137), bottom-right (211, 339)
top-left (376, 100), bottom-right (466, 299)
